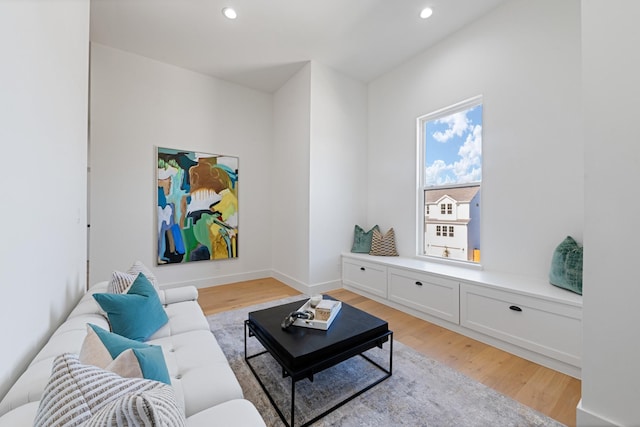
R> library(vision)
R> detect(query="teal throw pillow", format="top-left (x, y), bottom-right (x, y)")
top-left (549, 236), bottom-right (583, 295)
top-left (128, 347), bottom-right (170, 384)
top-left (80, 324), bottom-right (170, 384)
top-left (93, 273), bottom-right (169, 341)
top-left (351, 225), bottom-right (379, 253)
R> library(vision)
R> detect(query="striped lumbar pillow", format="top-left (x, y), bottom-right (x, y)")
top-left (127, 260), bottom-right (159, 287)
top-left (108, 261), bottom-right (159, 294)
top-left (107, 270), bottom-right (139, 294)
top-left (369, 227), bottom-right (399, 256)
top-left (34, 353), bottom-right (185, 427)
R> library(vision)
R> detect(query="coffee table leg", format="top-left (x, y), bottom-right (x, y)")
top-left (291, 378), bottom-right (295, 427)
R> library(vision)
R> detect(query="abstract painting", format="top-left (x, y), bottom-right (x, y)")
top-left (157, 147), bottom-right (238, 265)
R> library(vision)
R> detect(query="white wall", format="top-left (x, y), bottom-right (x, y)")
top-left (272, 64), bottom-right (312, 289)
top-left (0, 0), bottom-right (89, 400)
top-left (271, 62), bottom-right (368, 292)
top-left (368, 0), bottom-right (583, 281)
top-left (89, 44), bottom-right (273, 288)
top-left (579, 1), bottom-right (640, 425)
top-left (309, 62), bottom-right (368, 288)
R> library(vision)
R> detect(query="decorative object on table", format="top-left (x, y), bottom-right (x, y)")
top-left (309, 294), bottom-right (323, 308)
top-left (314, 300), bottom-right (340, 321)
top-left (549, 236), bottom-right (583, 295)
top-left (156, 147), bottom-right (238, 265)
top-left (290, 298), bottom-right (342, 330)
top-left (351, 224), bottom-right (379, 253)
top-left (369, 227), bottom-right (399, 256)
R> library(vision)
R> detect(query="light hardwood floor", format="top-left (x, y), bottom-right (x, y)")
top-left (198, 278), bottom-right (581, 426)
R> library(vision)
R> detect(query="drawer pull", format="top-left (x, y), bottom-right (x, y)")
top-left (360, 267), bottom-right (365, 271)
top-left (415, 281), bottom-right (423, 286)
top-left (509, 305), bottom-right (522, 312)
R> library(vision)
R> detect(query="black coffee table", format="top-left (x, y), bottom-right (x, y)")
top-left (244, 298), bottom-right (393, 427)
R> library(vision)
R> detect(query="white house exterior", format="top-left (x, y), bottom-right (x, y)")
top-left (424, 184), bottom-right (481, 261)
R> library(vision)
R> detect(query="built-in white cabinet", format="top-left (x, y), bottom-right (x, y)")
top-left (341, 253), bottom-right (583, 378)
top-left (460, 283), bottom-right (581, 367)
top-left (342, 257), bottom-right (388, 298)
top-left (388, 267), bottom-right (459, 324)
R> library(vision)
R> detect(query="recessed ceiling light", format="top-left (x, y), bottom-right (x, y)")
top-left (420, 7), bottom-right (433, 19)
top-left (222, 7), bottom-right (237, 20)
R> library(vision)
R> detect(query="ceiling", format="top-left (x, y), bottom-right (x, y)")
top-left (90, 0), bottom-right (509, 93)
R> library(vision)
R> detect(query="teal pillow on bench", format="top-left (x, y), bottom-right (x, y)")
top-left (549, 236), bottom-right (583, 295)
top-left (351, 225), bottom-right (379, 253)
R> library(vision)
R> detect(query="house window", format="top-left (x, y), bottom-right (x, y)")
top-left (418, 95), bottom-right (482, 263)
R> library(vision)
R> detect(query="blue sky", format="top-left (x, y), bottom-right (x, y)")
top-left (424, 104), bottom-right (482, 186)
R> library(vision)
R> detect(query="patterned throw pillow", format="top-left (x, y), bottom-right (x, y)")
top-left (108, 261), bottom-right (159, 294)
top-left (351, 225), bottom-right (379, 253)
top-left (369, 227), bottom-right (399, 256)
top-left (79, 324), bottom-right (171, 384)
top-left (107, 271), bottom-right (139, 294)
top-left (85, 386), bottom-right (185, 427)
top-left (128, 260), bottom-right (159, 286)
top-left (34, 353), bottom-right (185, 427)
top-left (94, 273), bottom-right (169, 341)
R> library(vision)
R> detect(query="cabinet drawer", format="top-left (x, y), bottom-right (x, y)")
top-left (388, 267), bottom-right (459, 324)
top-left (342, 259), bottom-right (387, 297)
top-left (460, 283), bottom-right (581, 366)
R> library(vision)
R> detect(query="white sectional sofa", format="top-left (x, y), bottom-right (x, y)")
top-left (0, 280), bottom-right (265, 426)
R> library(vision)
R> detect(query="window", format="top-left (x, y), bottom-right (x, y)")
top-left (417, 96), bottom-right (482, 263)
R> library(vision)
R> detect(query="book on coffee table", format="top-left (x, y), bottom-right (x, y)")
top-left (293, 299), bottom-right (342, 330)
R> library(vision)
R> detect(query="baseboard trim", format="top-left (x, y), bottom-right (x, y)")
top-left (161, 269), bottom-right (343, 296)
top-left (268, 270), bottom-right (342, 295)
top-left (576, 399), bottom-right (618, 427)
top-left (160, 269), bottom-right (273, 290)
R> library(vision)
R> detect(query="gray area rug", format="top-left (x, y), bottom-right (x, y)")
top-left (207, 296), bottom-right (565, 427)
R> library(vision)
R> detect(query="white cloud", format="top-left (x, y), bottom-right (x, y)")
top-left (426, 124), bottom-right (482, 185)
top-left (425, 159), bottom-right (454, 186)
top-left (432, 111), bottom-right (470, 143)
top-left (452, 124), bottom-right (482, 183)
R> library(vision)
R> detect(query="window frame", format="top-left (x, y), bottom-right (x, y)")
top-left (416, 95), bottom-right (483, 266)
